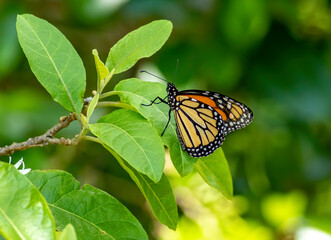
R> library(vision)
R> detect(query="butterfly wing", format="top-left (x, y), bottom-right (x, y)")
top-left (173, 90), bottom-right (253, 157)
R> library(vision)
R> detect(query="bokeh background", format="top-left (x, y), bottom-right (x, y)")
top-left (1, 0), bottom-right (331, 239)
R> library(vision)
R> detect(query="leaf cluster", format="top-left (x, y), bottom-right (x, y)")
top-left (1, 14), bottom-right (233, 239)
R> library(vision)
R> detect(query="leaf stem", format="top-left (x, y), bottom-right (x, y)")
top-left (97, 101), bottom-right (138, 112)
top-left (83, 136), bottom-right (102, 144)
top-left (99, 91), bottom-right (121, 99)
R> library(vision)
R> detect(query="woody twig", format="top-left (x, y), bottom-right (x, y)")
top-left (0, 112), bottom-right (79, 156)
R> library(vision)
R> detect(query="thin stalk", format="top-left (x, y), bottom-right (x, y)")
top-left (97, 101), bottom-right (138, 112)
top-left (83, 135), bottom-right (102, 144)
top-left (100, 91), bottom-right (121, 99)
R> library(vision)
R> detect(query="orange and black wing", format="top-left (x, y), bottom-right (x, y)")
top-left (173, 90), bottom-right (253, 157)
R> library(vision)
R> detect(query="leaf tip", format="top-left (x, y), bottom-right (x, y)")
top-left (17, 13), bottom-right (32, 21)
top-left (160, 19), bottom-right (173, 31)
top-left (168, 218), bottom-right (178, 230)
top-left (16, 14), bottom-right (24, 25)
top-left (223, 188), bottom-right (234, 201)
top-left (165, 19), bottom-right (173, 28)
top-left (92, 49), bottom-right (98, 56)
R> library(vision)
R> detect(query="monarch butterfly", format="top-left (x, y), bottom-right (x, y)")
top-left (142, 71), bottom-right (253, 158)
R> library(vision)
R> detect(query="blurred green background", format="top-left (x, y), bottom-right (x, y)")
top-left (1, 0), bottom-right (331, 239)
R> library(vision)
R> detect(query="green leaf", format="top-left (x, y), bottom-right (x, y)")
top-left (106, 20), bottom-right (172, 74)
top-left (16, 14), bottom-right (86, 114)
top-left (103, 145), bottom-right (178, 230)
top-left (113, 78), bottom-right (197, 176)
top-left (92, 49), bottom-right (109, 92)
top-left (27, 170), bottom-right (148, 240)
top-left (92, 49), bottom-right (109, 81)
top-left (27, 170), bottom-right (81, 202)
top-left (0, 163), bottom-right (55, 240)
top-left (195, 148), bottom-right (233, 199)
top-left (90, 109), bottom-right (165, 182)
top-left (57, 224), bottom-right (77, 240)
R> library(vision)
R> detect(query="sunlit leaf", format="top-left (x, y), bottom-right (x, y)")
top-left (106, 20), bottom-right (172, 74)
top-left (16, 14), bottom-right (86, 114)
top-left (27, 170), bottom-right (148, 240)
top-left (90, 109), bottom-right (165, 182)
top-left (0, 163), bottom-right (55, 240)
top-left (195, 148), bottom-right (233, 200)
top-left (114, 78), bottom-right (197, 176)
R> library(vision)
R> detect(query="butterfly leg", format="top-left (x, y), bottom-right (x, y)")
top-left (141, 96), bottom-right (168, 106)
top-left (161, 109), bottom-right (172, 136)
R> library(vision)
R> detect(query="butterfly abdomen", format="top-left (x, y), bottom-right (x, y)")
top-left (166, 83), bottom-right (178, 110)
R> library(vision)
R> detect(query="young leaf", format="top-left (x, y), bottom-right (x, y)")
top-left (106, 20), bottom-right (172, 74)
top-left (16, 14), bottom-right (86, 114)
top-left (103, 145), bottom-right (178, 230)
top-left (195, 148), bottom-right (233, 200)
top-left (0, 163), bottom-right (56, 240)
top-left (113, 78), bottom-right (197, 176)
top-left (92, 49), bottom-right (109, 92)
top-left (92, 49), bottom-right (109, 81)
top-left (27, 170), bottom-right (148, 240)
top-left (90, 109), bottom-right (165, 182)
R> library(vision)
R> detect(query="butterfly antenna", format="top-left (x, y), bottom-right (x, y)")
top-left (140, 70), bottom-right (169, 83)
top-left (173, 59), bottom-right (179, 83)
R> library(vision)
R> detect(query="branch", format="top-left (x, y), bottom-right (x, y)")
top-left (0, 113), bottom-right (79, 156)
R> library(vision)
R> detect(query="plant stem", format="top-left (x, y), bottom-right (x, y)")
top-left (99, 91), bottom-right (121, 99)
top-left (83, 136), bottom-right (102, 144)
top-left (97, 101), bottom-right (138, 112)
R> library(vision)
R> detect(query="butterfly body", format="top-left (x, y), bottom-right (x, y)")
top-left (144, 81), bottom-right (253, 158)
